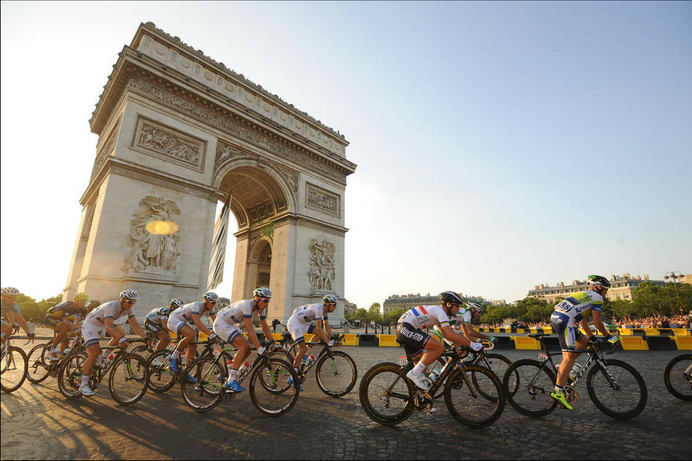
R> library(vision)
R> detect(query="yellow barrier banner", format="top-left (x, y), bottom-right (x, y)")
top-left (512, 336), bottom-right (541, 350)
top-left (620, 336), bottom-right (649, 351)
top-left (672, 336), bottom-right (692, 350)
top-left (378, 335), bottom-right (400, 347)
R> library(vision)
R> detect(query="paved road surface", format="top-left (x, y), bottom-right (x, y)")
top-left (1, 335), bottom-right (690, 460)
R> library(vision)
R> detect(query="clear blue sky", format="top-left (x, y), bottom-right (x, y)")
top-left (2, 2), bottom-right (691, 308)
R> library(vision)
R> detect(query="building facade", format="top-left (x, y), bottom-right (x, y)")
top-left (383, 292), bottom-right (490, 314)
top-left (527, 274), bottom-right (666, 304)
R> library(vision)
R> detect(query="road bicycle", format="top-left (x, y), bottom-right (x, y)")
top-left (271, 333), bottom-right (357, 397)
top-left (180, 340), bottom-right (299, 416)
top-left (26, 332), bottom-right (86, 384)
top-left (663, 352), bottom-right (691, 401)
top-left (502, 333), bottom-right (647, 419)
top-left (359, 341), bottom-right (505, 428)
top-left (57, 339), bottom-right (150, 405)
top-left (147, 339), bottom-right (234, 393)
top-left (1, 335), bottom-right (29, 393)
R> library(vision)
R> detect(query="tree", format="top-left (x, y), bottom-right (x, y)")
top-left (354, 308), bottom-right (368, 323)
top-left (368, 303), bottom-right (383, 324)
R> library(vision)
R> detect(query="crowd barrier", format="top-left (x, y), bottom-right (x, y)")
top-left (166, 329), bottom-right (692, 351)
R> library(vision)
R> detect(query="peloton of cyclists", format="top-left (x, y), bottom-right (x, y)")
top-left (432, 300), bottom-right (498, 349)
top-left (549, 274), bottom-right (620, 410)
top-left (144, 298), bottom-right (184, 354)
top-left (396, 291), bottom-right (483, 391)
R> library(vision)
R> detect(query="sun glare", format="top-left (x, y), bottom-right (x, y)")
top-left (145, 220), bottom-right (179, 235)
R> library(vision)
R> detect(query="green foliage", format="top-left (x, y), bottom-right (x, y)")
top-left (13, 293), bottom-right (61, 322)
top-left (384, 307), bottom-right (406, 325)
top-left (353, 308), bottom-right (369, 322)
top-left (368, 303), bottom-right (383, 323)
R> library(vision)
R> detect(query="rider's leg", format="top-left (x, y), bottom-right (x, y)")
top-left (156, 330), bottom-right (170, 351)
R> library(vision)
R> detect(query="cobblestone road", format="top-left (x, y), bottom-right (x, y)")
top-left (2, 336), bottom-right (690, 460)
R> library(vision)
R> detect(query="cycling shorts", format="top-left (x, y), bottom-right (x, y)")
top-left (212, 318), bottom-right (242, 344)
top-left (287, 316), bottom-right (307, 344)
top-left (81, 319), bottom-right (106, 348)
top-left (395, 322), bottom-right (431, 352)
top-left (167, 316), bottom-right (194, 337)
top-left (550, 312), bottom-right (584, 352)
top-left (44, 315), bottom-right (65, 331)
top-left (144, 318), bottom-right (165, 335)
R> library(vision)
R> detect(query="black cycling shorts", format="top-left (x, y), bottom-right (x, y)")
top-left (144, 318), bottom-right (164, 335)
top-left (395, 323), bottom-right (431, 352)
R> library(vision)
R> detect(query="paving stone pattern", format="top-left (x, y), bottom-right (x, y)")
top-left (1, 333), bottom-right (690, 460)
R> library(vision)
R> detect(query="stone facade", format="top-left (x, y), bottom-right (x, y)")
top-left (63, 23), bottom-right (356, 323)
top-left (527, 274), bottom-right (666, 304)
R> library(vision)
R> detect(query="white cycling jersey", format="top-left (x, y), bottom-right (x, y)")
top-left (85, 300), bottom-right (136, 325)
top-left (398, 305), bottom-right (450, 330)
top-left (289, 303), bottom-right (328, 326)
top-left (169, 302), bottom-right (217, 324)
top-left (215, 299), bottom-right (266, 326)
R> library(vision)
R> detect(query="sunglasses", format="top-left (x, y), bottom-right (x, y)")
top-left (260, 298), bottom-right (271, 303)
top-left (124, 300), bottom-right (136, 305)
top-left (206, 301), bottom-right (217, 304)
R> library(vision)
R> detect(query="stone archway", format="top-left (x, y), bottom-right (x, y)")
top-left (62, 22), bottom-right (356, 323)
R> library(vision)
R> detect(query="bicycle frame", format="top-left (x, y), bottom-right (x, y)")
top-left (273, 334), bottom-right (345, 375)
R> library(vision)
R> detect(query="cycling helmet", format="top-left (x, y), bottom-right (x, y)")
top-left (439, 291), bottom-right (463, 306)
top-left (253, 287), bottom-right (273, 298)
top-left (1, 287), bottom-right (21, 297)
top-left (169, 298), bottom-right (184, 309)
top-left (73, 292), bottom-right (90, 301)
top-left (467, 301), bottom-right (484, 313)
top-left (203, 291), bottom-right (219, 302)
top-left (322, 294), bottom-right (338, 304)
top-left (119, 290), bottom-right (139, 300)
top-left (86, 299), bottom-right (101, 310)
top-left (587, 275), bottom-right (611, 288)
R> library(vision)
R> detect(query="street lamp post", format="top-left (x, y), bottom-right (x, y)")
top-left (664, 271), bottom-right (684, 316)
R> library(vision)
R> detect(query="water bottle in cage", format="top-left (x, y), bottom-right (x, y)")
top-left (226, 359), bottom-right (234, 377)
top-left (238, 361), bottom-right (251, 381)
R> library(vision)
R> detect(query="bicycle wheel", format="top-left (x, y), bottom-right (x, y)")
top-left (26, 344), bottom-right (52, 384)
top-left (249, 358), bottom-right (300, 416)
top-left (180, 357), bottom-right (224, 412)
top-left (147, 350), bottom-right (177, 393)
top-left (1, 347), bottom-right (28, 393)
top-left (502, 359), bottom-right (558, 418)
top-left (444, 365), bottom-right (505, 428)
top-left (57, 352), bottom-right (86, 399)
top-left (473, 353), bottom-right (514, 401)
top-left (587, 359), bottom-right (647, 420)
top-left (359, 362), bottom-right (415, 426)
top-left (664, 354), bottom-right (692, 401)
top-left (315, 351), bottom-right (357, 397)
top-left (108, 354), bottom-right (149, 406)
top-left (130, 345), bottom-right (153, 367)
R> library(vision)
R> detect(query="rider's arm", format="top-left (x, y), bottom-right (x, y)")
top-left (162, 318), bottom-right (169, 331)
top-left (13, 311), bottom-right (31, 335)
top-left (192, 313), bottom-right (213, 337)
top-left (104, 317), bottom-right (122, 341)
top-left (313, 319), bottom-right (331, 343)
top-left (128, 315), bottom-right (149, 340)
top-left (323, 319), bottom-right (334, 339)
top-left (244, 316), bottom-right (262, 350)
top-left (439, 324), bottom-right (473, 347)
top-left (590, 311), bottom-right (610, 337)
top-left (461, 322), bottom-right (487, 341)
top-left (259, 317), bottom-right (273, 345)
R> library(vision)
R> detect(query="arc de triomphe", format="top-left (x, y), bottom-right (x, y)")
top-left (63, 22), bottom-right (356, 323)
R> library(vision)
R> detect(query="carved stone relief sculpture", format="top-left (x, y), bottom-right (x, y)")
top-left (123, 196), bottom-right (181, 274)
top-left (308, 238), bottom-right (336, 291)
top-left (306, 183), bottom-right (340, 217)
top-left (132, 115), bottom-right (206, 172)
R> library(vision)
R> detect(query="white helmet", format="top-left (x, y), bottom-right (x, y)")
top-left (1, 287), bottom-right (21, 297)
top-left (322, 294), bottom-right (338, 304)
top-left (203, 291), bottom-right (219, 302)
top-left (119, 290), bottom-right (139, 300)
top-left (170, 298), bottom-right (184, 309)
top-left (253, 287), bottom-right (273, 298)
top-left (467, 301), bottom-right (484, 313)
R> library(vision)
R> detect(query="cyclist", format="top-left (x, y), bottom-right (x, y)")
top-left (144, 298), bottom-right (184, 353)
top-left (167, 292), bottom-right (218, 376)
top-left (1, 287), bottom-right (35, 343)
top-left (549, 274), bottom-right (620, 410)
top-left (44, 292), bottom-right (90, 361)
top-left (212, 287), bottom-right (275, 392)
top-left (285, 294), bottom-right (341, 391)
top-left (396, 291), bottom-right (483, 391)
top-left (432, 301), bottom-right (498, 348)
top-left (78, 290), bottom-right (150, 397)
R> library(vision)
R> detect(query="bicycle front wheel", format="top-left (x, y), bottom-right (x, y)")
top-left (359, 362), bottom-right (415, 426)
top-left (108, 354), bottom-right (149, 406)
top-left (664, 354), bottom-right (692, 401)
top-left (57, 352), bottom-right (86, 399)
top-left (315, 351), bottom-right (357, 397)
top-left (180, 357), bottom-right (224, 412)
top-left (147, 350), bottom-right (177, 393)
top-left (587, 359), bottom-right (647, 419)
top-left (26, 344), bottom-right (52, 384)
top-left (1, 347), bottom-right (28, 393)
top-left (476, 353), bottom-right (515, 398)
top-left (502, 359), bottom-right (558, 418)
top-left (445, 365), bottom-right (505, 428)
top-left (249, 358), bottom-right (300, 416)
